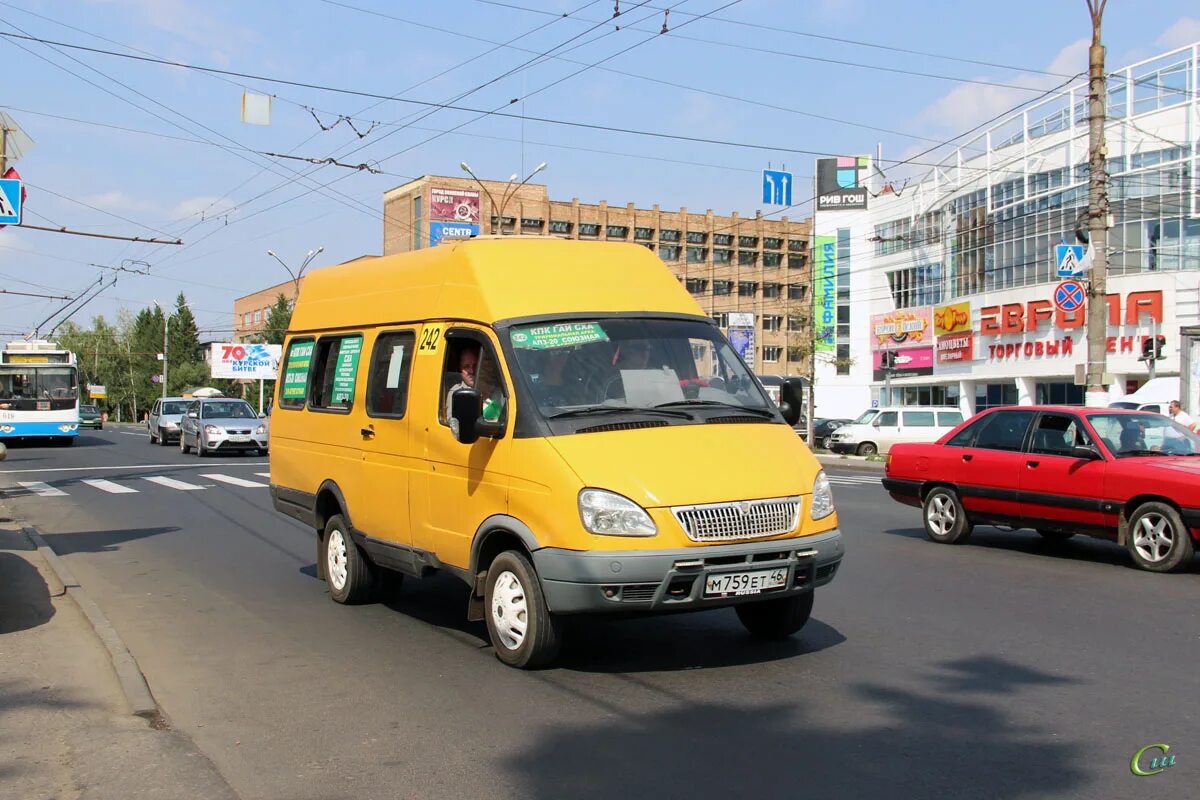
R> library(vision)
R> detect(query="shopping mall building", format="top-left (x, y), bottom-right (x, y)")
top-left (811, 41), bottom-right (1200, 420)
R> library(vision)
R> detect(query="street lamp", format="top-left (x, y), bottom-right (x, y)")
top-left (267, 246), bottom-right (324, 307)
top-left (459, 162), bottom-right (501, 234)
top-left (459, 161), bottom-right (546, 235)
top-left (497, 162), bottom-right (547, 235)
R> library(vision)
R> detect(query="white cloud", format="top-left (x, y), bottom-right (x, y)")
top-left (1156, 16), bottom-right (1200, 50)
top-left (170, 196), bottom-right (236, 220)
top-left (84, 0), bottom-right (256, 56)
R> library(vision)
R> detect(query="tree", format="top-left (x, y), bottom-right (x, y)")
top-left (257, 293), bottom-right (292, 346)
top-left (167, 292), bottom-right (201, 396)
top-left (128, 306), bottom-right (165, 420)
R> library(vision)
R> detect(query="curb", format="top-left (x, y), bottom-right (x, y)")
top-left (21, 524), bottom-right (159, 720)
top-left (816, 455), bottom-right (886, 473)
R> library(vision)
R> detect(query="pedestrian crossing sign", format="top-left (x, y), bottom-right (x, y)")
top-left (0, 178), bottom-right (22, 225)
top-left (1056, 244), bottom-right (1086, 277)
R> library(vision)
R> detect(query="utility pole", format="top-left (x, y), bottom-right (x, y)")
top-left (1084, 0), bottom-right (1110, 406)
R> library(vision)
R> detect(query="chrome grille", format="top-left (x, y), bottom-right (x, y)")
top-left (671, 496), bottom-right (802, 542)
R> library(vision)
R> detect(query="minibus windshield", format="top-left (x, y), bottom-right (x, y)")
top-left (508, 318), bottom-right (773, 421)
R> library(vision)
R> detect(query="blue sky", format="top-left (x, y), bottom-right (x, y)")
top-left (0, 0), bottom-right (1197, 339)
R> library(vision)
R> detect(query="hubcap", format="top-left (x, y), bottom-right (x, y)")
top-left (326, 529), bottom-right (349, 590)
top-left (1133, 513), bottom-right (1174, 563)
top-left (926, 494), bottom-right (956, 536)
top-left (490, 570), bottom-right (528, 651)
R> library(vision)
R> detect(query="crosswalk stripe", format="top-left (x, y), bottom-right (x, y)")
top-left (143, 476), bottom-right (205, 491)
top-left (18, 481), bottom-right (67, 497)
top-left (254, 472), bottom-right (271, 478)
top-left (200, 473), bottom-right (268, 488)
top-left (81, 478), bottom-right (139, 494)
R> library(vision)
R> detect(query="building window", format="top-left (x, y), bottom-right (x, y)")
top-left (787, 315), bottom-right (805, 332)
top-left (549, 219), bottom-right (572, 234)
top-left (606, 225), bottom-right (629, 239)
top-left (762, 283), bottom-right (781, 299)
top-left (660, 229), bottom-right (681, 242)
top-left (713, 248), bottom-right (732, 264)
top-left (413, 195), bottom-right (423, 250)
top-left (874, 217), bottom-right (912, 255)
top-left (738, 235), bottom-right (758, 248)
top-left (887, 263), bottom-right (943, 308)
top-left (762, 315), bottom-right (783, 332)
top-left (685, 278), bottom-right (708, 294)
top-left (243, 312), bottom-right (251, 326)
top-left (788, 239), bottom-right (806, 252)
top-left (490, 216), bottom-right (516, 231)
top-left (713, 280), bottom-right (732, 296)
top-left (686, 231), bottom-right (707, 245)
top-left (254, 310), bottom-right (262, 323)
top-left (634, 226), bottom-right (654, 240)
top-left (787, 346), bottom-right (804, 362)
top-left (738, 251), bottom-right (758, 266)
top-left (763, 237), bottom-right (782, 250)
top-left (712, 312), bottom-right (729, 327)
top-left (763, 252), bottom-right (783, 268)
top-left (738, 281), bottom-right (757, 297)
top-left (762, 346), bottom-right (781, 363)
top-left (521, 217), bottom-right (544, 231)
top-left (836, 343), bottom-right (850, 375)
top-left (901, 385), bottom-right (961, 407)
top-left (976, 382), bottom-right (1019, 411)
top-left (1035, 382), bottom-right (1085, 406)
top-left (714, 233), bottom-right (733, 246)
top-left (686, 246), bottom-right (708, 263)
top-left (578, 223), bottom-right (600, 237)
top-left (658, 245), bottom-right (680, 261)
top-left (788, 254), bottom-right (807, 269)
top-left (788, 283), bottom-right (807, 301)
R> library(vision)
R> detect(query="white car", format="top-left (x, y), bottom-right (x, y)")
top-left (828, 406), bottom-right (965, 456)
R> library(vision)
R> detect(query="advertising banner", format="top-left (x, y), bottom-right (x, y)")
top-left (728, 327), bottom-right (755, 368)
top-left (872, 346), bottom-right (934, 381)
top-left (331, 336), bottom-right (363, 405)
top-left (870, 307), bottom-right (933, 351)
top-left (430, 187), bottom-right (481, 223)
top-left (813, 235), bottom-right (836, 352)
top-left (933, 301), bottom-right (971, 336)
top-left (815, 156), bottom-right (869, 211)
top-left (87, 384), bottom-right (106, 398)
top-left (430, 221), bottom-right (479, 246)
top-left (936, 332), bottom-right (974, 364)
top-left (281, 342), bottom-right (313, 400)
top-left (210, 343), bottom-right (282, 380)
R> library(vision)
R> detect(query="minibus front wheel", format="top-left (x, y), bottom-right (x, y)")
top-left (484, 550), bottom-right (562, 669)
top-left (735, 591), bottom-right (814, 640)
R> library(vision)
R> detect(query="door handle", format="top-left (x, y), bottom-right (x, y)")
top-left (961, 454), bottom-right (973, 462)
top-left (360, 426), bottom-right (375, 439)
top-left (1026, 460), bottom-right (1039, 468)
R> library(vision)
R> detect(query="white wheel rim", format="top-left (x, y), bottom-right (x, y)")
top-left (490, 570), bottom-right (528, 651)
top-left (326, 529), bottom-right (349, 591)
top-left (926, 494), bottom-right (956, 537)
top-left (1133, 513), bottom-right (1174, 563)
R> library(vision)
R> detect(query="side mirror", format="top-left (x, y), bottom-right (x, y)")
top-left (187, 411), bottom-right (198, 419)
top-left (777, 377), bottom-right (805, 426)
top-left (872, 418), bottom-right (882, 428)
top-left (450, 389), bottom-right (482, 444)
top-left (1072, 444), bottom-right (1103, 460)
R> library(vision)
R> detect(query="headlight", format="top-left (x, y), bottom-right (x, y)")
top-left (811, 470), bottom-right (835, 520)
top-left (163, 420), bottom-right (178, 428)
top-left (203, 424), bottom-right (223, 435)
top-left (578, 489), bottom-right (657, 536)
top-left (255, 425), bottom-right (267, 434)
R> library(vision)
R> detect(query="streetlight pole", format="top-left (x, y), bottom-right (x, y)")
top-left (267, 246), bottom-right (324, 309)
top-left (154, 301), bottom-right (169, 399)
top-left (460, 161), bottom-right (546, 235)
top-left (460, 162), bottom-right (502, 234)
top-left (498, 162), bottom-right (547, 233)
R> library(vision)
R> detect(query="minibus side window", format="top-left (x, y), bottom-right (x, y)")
top-left (279, 338), bottom-right (315, 410)
top-left (366, 331), bottom-right (417, 419)
top-left (439, 336), bottom-right (508, 426)
top-left (309, 334), bottom-right (364, 412)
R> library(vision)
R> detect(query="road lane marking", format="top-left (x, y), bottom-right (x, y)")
top-left (1, 462), bottom-right (268, 475)
top-left (81, 478), bottom-right (139, 494)
top-left (18, 481), bottom-right (67, 497)
top-left (255, 472), bottom-right (270, 478)
top-left (200, 473), bottom-right (268, 488)
top-left (143, 476), bottom-right (206, 491)
top-left (119, 431), bottom-right (148, 437)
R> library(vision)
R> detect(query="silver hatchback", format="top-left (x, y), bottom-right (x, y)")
top-left (179, 398), bottom-right (269, 456)
top-left (148, 397), bottom-right (190, 445)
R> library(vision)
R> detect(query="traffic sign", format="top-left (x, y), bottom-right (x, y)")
top-left (1054, 280), bottom-right (1086, 312)
top-left (1056, 244), bottom-right (1086, 277)
top-left (0, 178), bottom-right (22, 225)
top-left (762, 169), bottom-right (792, 206)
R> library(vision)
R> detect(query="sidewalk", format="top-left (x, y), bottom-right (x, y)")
top-left (0, 515), bottom-right (238, 800)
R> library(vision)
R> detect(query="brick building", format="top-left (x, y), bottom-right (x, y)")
top-left (233, 278), bottom-right (299, 343)
top-left (382, 175), bottom-right (813, 375)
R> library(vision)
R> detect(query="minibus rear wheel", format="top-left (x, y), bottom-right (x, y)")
top-left (321, 514), bottom-right (374, 604)
top-left (484, 550), bottom-right (562, 668)
top-left (735, 591), bottom-right (814, 640)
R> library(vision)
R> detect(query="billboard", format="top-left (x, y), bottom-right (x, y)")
top-left (936, 332), bottom-right (975, 364)
top-left (430, 187), bottom-right (480, 223)
top-left (816, 156), bottom-right (869, 211)
top-left (872, 346), bottom-right (934, 381)
top-left (870, 307), bottom-right (933, 352)
top-left (813, 235), bottom-right (836, 352)
top-left (728, 327), bottom-right (755, 368)
top-left (210, 343), bottom-right (282, 380)
top-left (933, 301), bottom-right (971, 336)
top-left (430, 221), bottom-right (479, 246)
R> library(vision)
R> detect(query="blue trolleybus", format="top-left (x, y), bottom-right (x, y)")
top-left (0, 340), bottom-right (80, 445)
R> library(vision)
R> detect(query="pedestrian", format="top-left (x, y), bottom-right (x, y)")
top-left (1167, 400), bottom-right (1195, 431)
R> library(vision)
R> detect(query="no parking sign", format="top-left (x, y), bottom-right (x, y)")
top-left (1054, 280), bottom-right (1086, 313)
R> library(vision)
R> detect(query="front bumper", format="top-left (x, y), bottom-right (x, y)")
top-left (532, 529), bottom-right (844, 614)
top-left (203, 431), bottom-right (269, 451)
top-left (80, 419), bottom-right (102, 428)
top-left (828, 441), bottom-right (857, 454)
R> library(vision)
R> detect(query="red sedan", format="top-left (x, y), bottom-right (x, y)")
top-left (883, 406), bottom-right (1200, 572)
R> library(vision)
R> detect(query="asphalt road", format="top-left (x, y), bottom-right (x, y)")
top-left (1, 427), bottom-right (1197, 800)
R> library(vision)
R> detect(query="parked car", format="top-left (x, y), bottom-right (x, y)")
top-left (179, 398), bottom-right (269, 456)
top-left (147, 397), bottom-right (189, 445)
top-left (812, 418), bottom-right (853, 450)
top-left (79, 404), bottom-right (103, 430)
top-left (828, 406), bottom-right (965, 456)
top-left (1108, 376), bottom-right (1179, 414)
top-left (883, 406), bottom-right (1200, 572)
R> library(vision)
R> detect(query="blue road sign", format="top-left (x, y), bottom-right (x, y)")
top-left (1054, 280), bottom-right (1086, 313)
top-left (1056, 244), bottom-right (1086, 277)
top-left (429, 221), bottom-right (478, 246)
top-left (0, 179), bottom-right (22, 225)
top-left (762, 169), bottom-right (792, 206)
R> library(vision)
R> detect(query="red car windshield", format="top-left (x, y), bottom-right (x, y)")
top-left (1088, 412), bottom-right (1200, 457)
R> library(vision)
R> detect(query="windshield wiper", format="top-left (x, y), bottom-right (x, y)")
top-left (654, 400), bottom-right (775, 419)
top-left (547, 405), bottom-right (694, 420)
